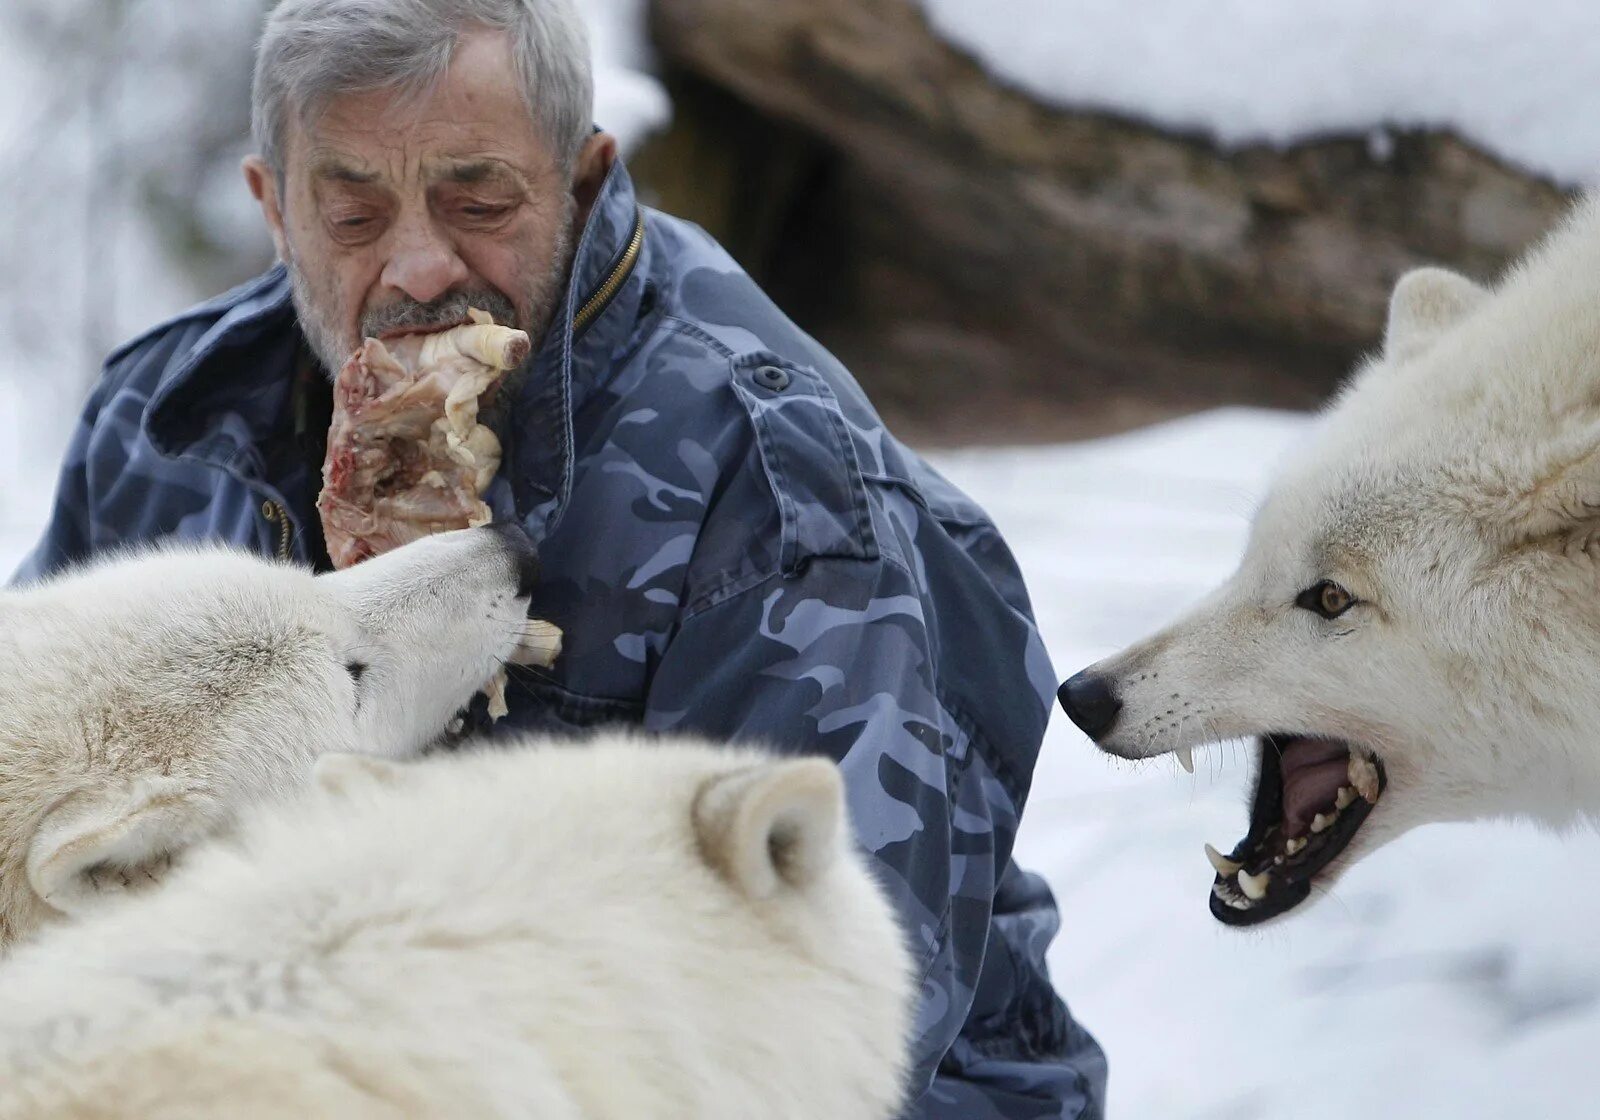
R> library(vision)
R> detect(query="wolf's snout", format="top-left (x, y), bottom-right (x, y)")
top-left (1058, 671), bottom-right (1122, 740)
top-left (488, 520), bottom-right (540, 599)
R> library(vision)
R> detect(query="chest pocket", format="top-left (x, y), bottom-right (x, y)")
top-left (729, 352), bottom-right (878, 574)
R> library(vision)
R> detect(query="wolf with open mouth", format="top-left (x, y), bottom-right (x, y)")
top-left (1060, 194), bottom-right (1600, 926)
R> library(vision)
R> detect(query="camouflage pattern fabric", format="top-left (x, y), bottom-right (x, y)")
top-left (15, 160), bottom-right (1108, 1118)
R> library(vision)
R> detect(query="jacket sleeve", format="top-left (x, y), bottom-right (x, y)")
top-left (642, 545), bottom-right (1107, 1118)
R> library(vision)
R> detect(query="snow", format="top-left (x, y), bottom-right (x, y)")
top-left (929, 409), bottom-right (1600, 1120)
top-left (580, 0), bottom-right (674, 155)
top-left (918, 0), bottom-right (1600, 186)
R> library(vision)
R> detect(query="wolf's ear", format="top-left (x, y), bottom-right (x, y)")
top-left (693, 757), bottom-right (844, 899)
top-left (313, 752), bottom-right (407, 797)
top-left (1385, 266), bottom-right (1488, 362)
top-left (1503, 426), bottom-right (1600, 555)
top-left (26, 777), bottom-right (213, 915)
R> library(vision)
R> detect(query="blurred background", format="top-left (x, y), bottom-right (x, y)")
top-left (2, 1), bottom-right (1598, 1116)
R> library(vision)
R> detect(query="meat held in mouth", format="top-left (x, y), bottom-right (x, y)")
top-left (317, 308), bottom-right (532, 569)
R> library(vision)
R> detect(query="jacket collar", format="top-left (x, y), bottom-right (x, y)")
top-left (144, 159), bottom-right (650, 539)
top-left (503, 158), bottom-right (650, 540)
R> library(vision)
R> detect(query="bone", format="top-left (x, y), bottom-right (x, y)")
top-left (1176, 746), bottom-right (1195, 774)
top-left (1238, 869), bottom-right (1271, 901)
top-left (510, 619), bottom-right (564, 668)
top-left (1205, 843), bottom-right (1241, 877)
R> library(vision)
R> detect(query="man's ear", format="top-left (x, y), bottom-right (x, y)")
top-left (26, 777), bottom-right (214, 916)
top-left (312, 752), bottom-right (408, 797)
top-left (569, 131), bottom-right (619, 234)
top-left (1385, 266), bottom-right (1488, 362)
top-left (243, 154), bottom-right (291, 264)
top-left (693, 757), bottom-right (844, 899)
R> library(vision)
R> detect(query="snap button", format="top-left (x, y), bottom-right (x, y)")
top-left (753, 364), bottom-right (791, 392)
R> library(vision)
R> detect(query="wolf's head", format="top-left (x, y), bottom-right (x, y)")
top-left (1062, 195), bottom-right (1600, 925)
top-left (0, 739), bottom-right (914, 1118)
top-left (0, 525), bottom-right (542, 946)
top-left (297, 740), bottom-right (915, 1118)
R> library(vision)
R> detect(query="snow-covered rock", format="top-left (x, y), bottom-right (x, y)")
top-left (648, 0), bottom-right (1572, 434)
top-left (921, 0), bottom-right (1600, 188)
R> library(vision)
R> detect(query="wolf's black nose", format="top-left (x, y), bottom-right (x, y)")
top-left (1058, 671), bottom-right (1122, 740)
top-left (489, 520), bottom-right (541, 599)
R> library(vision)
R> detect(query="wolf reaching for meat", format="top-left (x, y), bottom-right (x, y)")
top-left (0, 525), bottom-right (556, 950)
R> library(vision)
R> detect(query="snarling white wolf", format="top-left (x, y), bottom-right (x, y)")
top-left (0, 737), bottom-right (913, 1120)
top-left (0, 524), bottom-right (548, 947)
top-left (1060, 194), bottom-right (1600, 926)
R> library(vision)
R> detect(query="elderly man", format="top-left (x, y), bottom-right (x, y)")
top-left (18, 0), bottom-right (1106, 1115)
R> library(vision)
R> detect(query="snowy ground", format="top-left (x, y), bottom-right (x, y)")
top-left (7, 408), bottom-right (1600, 1117)
top-left (931, 410), bottom-right (1600, 1120)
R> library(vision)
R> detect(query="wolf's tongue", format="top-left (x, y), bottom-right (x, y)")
top-left (1280, 738), bottom-right (1351, 835)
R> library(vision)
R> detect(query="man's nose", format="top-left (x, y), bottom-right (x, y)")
top-left (1057, 670), bottom-right (1122, 740)
top-left (379, 216), bottom-right (471, 305)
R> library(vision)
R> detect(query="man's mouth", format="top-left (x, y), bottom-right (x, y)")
top-left (375, 316), bottom-right (473, 341)
top-left (1204, 735), bottom-right (1386, 926)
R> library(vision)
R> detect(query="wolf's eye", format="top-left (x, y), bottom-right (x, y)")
top-left (1296, 581), bottom-right (1355, 620)
top-left (345, 660), bottom-right (368, 684)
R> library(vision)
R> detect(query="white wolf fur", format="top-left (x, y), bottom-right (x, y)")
top-left (0, 737), bottom-right (914, 1119)
top-left (1086, 193), bottom-right (1600, 896)
top-left (0, 527), bottom-right (534, 947)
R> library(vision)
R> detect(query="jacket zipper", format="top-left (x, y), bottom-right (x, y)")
top-left (573, 210), bottom-right (645, 337)
top-left (261, 499), bottom-right (292, 560)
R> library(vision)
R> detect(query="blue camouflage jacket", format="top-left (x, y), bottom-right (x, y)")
top-left (15, 161), bottom-right (1106, 1118)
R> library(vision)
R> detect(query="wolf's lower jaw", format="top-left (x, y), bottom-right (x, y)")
top-left (1203, 736), bottom-right (1386, 926)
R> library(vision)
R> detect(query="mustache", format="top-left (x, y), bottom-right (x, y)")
top-left (360, 289), bottom-right (520, 338)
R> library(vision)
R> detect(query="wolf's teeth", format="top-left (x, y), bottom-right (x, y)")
top-left (1205, 843), bottom-right (1241, 877)
top-left (1238, 869), bottom-right (1271, 901)
top-left (1175, 746), bottom-right (1195, 774)
top-left (1311, 811), bottom-right (1335, 833)
top-left (1285, 836), bottom-right (1306, 856)
top-left (1348, 754), bottom-right (1381, 801)
top-left (1212, 882), bottom-right (1250, 910)
top-left (1335, 786), bottom-right (1356, 810)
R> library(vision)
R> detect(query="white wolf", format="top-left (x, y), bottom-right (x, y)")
top-left (0, 736), bottom-right (914, 1119)
top-left (0, 524), bottom-right (544, 948)
top-left (1060, 194), bottom-right (1600, 926)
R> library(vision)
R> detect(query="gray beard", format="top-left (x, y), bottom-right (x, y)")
top-left (285, 221), bottom-right (575, 388)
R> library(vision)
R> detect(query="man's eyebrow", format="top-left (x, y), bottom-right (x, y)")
top-left (308, 155), bottom-right (379, 184)
top-left (434, 160), bottom-right (527, 188)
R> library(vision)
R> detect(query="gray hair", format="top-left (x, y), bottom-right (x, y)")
top-left (252, 0), bottom-right (594, 182)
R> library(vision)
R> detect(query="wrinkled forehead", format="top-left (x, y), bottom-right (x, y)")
top-left (283, 32), bottom-right (557, 189)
